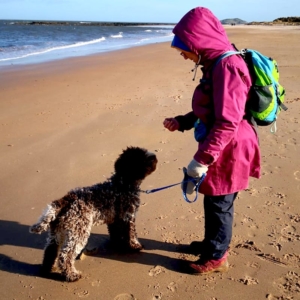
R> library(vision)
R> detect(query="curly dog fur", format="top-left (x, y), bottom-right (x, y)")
top-left (30, 146), bottom-right (157, 282)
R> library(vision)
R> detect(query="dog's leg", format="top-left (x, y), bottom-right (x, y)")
top-left (58, 242), bottom-right (82, 282)
top-left (127, 219), bottom-right (143, 251)
top-left (40, 233), bottom-right (59, 276)
top-left (124, 209), bottom-right (143, 251)
top-left (58, 226), bottom-right (92, 282)
top-left (107, 218), bottom-right (126, 247)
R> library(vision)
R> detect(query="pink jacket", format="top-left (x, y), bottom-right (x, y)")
top-left (173, 7), bottom-right (260, 195)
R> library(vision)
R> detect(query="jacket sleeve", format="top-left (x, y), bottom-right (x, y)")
top-left (175, 111), bottom-right (198, 132)
top-left (194, 61), bottom-right (251, 165)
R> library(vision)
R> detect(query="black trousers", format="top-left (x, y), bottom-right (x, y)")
top-left (202, 192), bottom-right (238, 260)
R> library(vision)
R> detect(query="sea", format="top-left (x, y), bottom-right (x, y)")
top-left (0, 20), bottom-right (174, 67)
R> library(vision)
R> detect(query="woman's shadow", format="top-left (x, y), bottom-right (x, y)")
top-left (0, 220), bottom-right (194, 279)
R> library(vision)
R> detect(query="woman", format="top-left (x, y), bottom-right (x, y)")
top-left (163, 7), bottom-right (260, 274)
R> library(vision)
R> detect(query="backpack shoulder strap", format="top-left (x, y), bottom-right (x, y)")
top-left (212, 51), bottom-right (241, 71)
top-left (200, 50), bottom-right (241, 85)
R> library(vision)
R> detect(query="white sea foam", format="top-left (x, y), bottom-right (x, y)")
top-left (111, 32), bottom-right (123, 38)
top-left (0, 37), bottom-right (106, 62)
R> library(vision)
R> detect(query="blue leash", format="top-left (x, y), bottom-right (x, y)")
top-left (141, 168), bottom-right (206, 203)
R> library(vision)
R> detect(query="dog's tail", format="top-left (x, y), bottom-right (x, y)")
top-left (29, 203), bottom-right (58, 234)
top-left (30, 195), bottom-right (72, 234)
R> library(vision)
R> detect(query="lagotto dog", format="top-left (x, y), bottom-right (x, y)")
top-left (30, 147), bottom-right (157, 282)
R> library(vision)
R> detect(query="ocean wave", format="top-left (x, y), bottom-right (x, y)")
top-left (0, 37), bottom-right (106, 62)
top-left (111, 32), bottom-right (123, 38)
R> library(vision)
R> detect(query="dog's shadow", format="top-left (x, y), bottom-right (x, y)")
top-left (87, 233), bottom-right (192, 274)
top-left (0, 220), bottom-right (46, 278)
top-left (0, 220), bottom-right (193, 279)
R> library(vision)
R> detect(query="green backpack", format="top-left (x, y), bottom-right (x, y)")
top-left (214, 48), bottom-right (287, 132)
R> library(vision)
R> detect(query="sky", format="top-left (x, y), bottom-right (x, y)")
top-left (0, 0), bottom-right (299, 23)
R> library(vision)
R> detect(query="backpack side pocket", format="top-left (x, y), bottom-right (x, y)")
top-left (249, 84), bottom-right (277, 125)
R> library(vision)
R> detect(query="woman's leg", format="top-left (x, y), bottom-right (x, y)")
top-left (202, 192), bottom-right (238, 260)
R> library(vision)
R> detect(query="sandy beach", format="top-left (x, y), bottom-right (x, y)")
top-left (0, 26), bottom-right (299, 300)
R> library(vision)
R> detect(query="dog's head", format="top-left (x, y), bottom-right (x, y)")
top-left (114, 147), bottom-right (157, 182)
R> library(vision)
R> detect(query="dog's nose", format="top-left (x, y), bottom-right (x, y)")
top-left (146, 151), bottom-right (157, 160)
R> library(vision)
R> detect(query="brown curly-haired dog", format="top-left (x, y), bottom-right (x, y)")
top-left (30, 147), bottom-right (157, 282)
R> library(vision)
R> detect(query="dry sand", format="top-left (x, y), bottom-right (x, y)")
top-left (0, 26), bottom-right (299, 300)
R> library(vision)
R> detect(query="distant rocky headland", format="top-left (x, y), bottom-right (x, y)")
top-left (221, 18), bottom-right (247, 25)
top-left (221, 17), bottom-right (300, 26)
top-left (247, 17), bottom-right (300, 26)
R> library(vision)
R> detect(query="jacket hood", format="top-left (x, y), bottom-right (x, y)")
top-left (173, 7), bottom-right (233, 65)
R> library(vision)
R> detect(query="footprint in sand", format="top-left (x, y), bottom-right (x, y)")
top-left (77, 290), bottom-right (89, 298)
top-left (276, 271), bottom-right (300, 294)
top-left (288, 213), bottom-right (300, 223)
top-left (91, 280), bottom-right (101, 287)
top-left (161, 232), bottom-right (180, 244)
top-left (274, 192), bottom-right (286, 199)
top-left (287, 137), bottom-right (297, 145)
top-left (155, 215), bottom-right (168, 220)
top-left (266, 293), bottom-right (286, 300)
top-left (152, 293), bottom-right (163, 300)
top-left (281, 225), bottom-right (300, 242)
top-left (195, 214), bottom-right (203, 220)
top-left (256, 253), bottom-right (287, 266)
top-left (282, 253), bottom-right (300, 268)
top-left (114, 294), bottom-right (136, 300)
top-left (241, 215), bottom-right (254, 225)
top-left (148, 266), bottom-right (165, 277)
top-left (235, 240), bottom-right (262, 252)
top-left (269, 241), bottom-right (283, 251)
top-left (238, 276), bottom-right (259, 285)
top-left (246, 261), bottom-right (259, 268)
top-left (245, 187), bottom-right (259, 196)
top-left (294, 170), bottom-right (300, 181)
top-left (167, 282), bottom-right (178, 292)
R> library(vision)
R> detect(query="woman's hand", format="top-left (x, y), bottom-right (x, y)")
top-left (182, 159), bottom-right (208, 194)
top-left (163, 118), bottom-right (180, 132)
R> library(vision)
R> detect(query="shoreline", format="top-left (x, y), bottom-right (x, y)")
top-left (1, 24), bottom-right (299, 71)
top-left (0, 24), bottom-right (300, 72)
top-left (0, 42), bottom-right (170, 73)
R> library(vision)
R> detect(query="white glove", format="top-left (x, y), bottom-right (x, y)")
top-left (187, 159), bottom-right (208, 178)
top-left (182, 159), bottom-right (208, 195)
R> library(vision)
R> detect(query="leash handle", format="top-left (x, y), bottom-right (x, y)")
top-left (181, 168), bottom-right (206, 203)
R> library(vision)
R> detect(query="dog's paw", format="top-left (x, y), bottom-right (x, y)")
top-left (128, 241), bottom-right (144, 252)
top-left (65, 271), bottom-right (82, 282)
